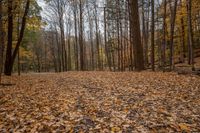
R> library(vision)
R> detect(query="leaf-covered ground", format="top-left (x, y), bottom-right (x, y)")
top-left (0, 72), bottom-right (200, 132)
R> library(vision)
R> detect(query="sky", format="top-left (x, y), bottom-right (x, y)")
top-left (37, 0), bottom-right (45, 8)
top-left (37, 0), bottom-right (46, 17)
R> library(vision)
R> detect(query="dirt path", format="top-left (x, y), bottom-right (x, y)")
top-left (0, 72), bottom-right (200, 132)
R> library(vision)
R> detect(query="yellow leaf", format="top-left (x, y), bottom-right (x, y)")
top-left (124, 108), bottom-right (129, 113)
top-left (116, 99), bottom-right (122, 105)
top-left (111, 126), bottom-right (121, 132)
top-left (179, 123), bottom-right (190, 132)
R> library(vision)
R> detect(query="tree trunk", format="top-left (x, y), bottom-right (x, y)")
top-left (55, 26), bottom-right (62, 72)
top-left (151, 0), bottom-right (155, 71)
top-left (187, 0), bottom-right (195, 70)
top-left (162, 0), bottom-right (167, 71)
top-left (4, 0), bottom-right (30, 76)
top-left (180, 0), bottom-right (186, 63)
top-left (87, 4), bottom-right (94, 70)
top-left (0, 0), bottom-right (4, 83)
top-left (73, 8), bottom-right (79, 71)
top-left (67, 20), bottom-right (72, 71)
top-left (169, 0), bottom-right (178, 70)
top-left (94, 3), bottom-right (101, 70)
top-left (79, 0), bottom-right (85, 71)
top-left (4, 0), bottom-right (13, 76)
top-left (104, 7), bottom-right (111, 71)
top-left (130, 0), bottom-right (145, 71)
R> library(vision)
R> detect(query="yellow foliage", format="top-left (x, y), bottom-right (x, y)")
top-left (111, 126), bottom-right (121, 132)
top-left (179, 123), bottom-right (190, 132)
top-left (20, 47), bottom-right (33, 59)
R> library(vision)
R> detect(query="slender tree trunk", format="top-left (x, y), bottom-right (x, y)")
top-left (128, 0), bottom-right (133, 71)
top-left (79, 0), bottom-right (85, 70)
top-left (61, 21), bottom-right (66, 71)
top-left (55, 26), bottom-right (62, 72)
top-left (17, 10), bottom-right (21, 75)
top-left (187, 0), bottom-right (195, 70)
top-left (50, 31), bottom-right (57, 72)
top-left (116, 0), bottom-right (121, 71)
top-left (181, 23), bottom-right (186, 61)
top-left (44, 39), bottom-right (47, 72)
top-left (162, 0), bottom-right (167, 71)
top-left (89, 21), bottom-right (94, 70)
top-left (0, 0), bottom-right (4, 83)
top-left (73, 8), bottom-right (79, 71)
top-left (124, 2), bottom-right (128, 71)
top-left (151, 0), bottom-right (155, 71)
top-left (86, 3), bottom-right (94, 70)
top-left (142, 0), bottom-right (148, 67)
top-left (36, 55), bottom-right (41, 73)
top-left (104, 7), bottom-right (112, 71)
top-left (145, 1), bottom-right (150, 67)
top-left (57, 0), bottom-right (66, 71)
top-left (67, 21), bottom-right (72, 71)
top-left (180, 0), bottom-right (186, 63)
top-left (120, 20), bottom-right (124, 71)
top-left (94, 3), bottom-right (101, 70)
top-left (17, 42), bottom-right (20, 75)
top-left (169, 0), bottom-right (178, 70)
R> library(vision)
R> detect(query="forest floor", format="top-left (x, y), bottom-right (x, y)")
top-left (0, 72), bottom-right (200, 132)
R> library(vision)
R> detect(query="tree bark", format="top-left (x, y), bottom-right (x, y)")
top-left (162, 0), bottom-right (167, 71)
top-left (94, 3), bottom-right (101, 70)
top-left (130, 0), bottom-right (145, 71)
top-left (151, 0), bottom-right (155, 71)
top-left (79, 0), bottom-right (85, 71)
top-left (169, 0), bottom-right (178, 70)
top-left (0, 0), bottom-right (4, 83)
top-left (4, 0), bottom-right (13, 76)
top-left (73, 6), bottom-right (79, 71)
top-left (187, 0), bottom-right (195, 70)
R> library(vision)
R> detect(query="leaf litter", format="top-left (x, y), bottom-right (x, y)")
top-left (0, 72), bottom-right (200, 132)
